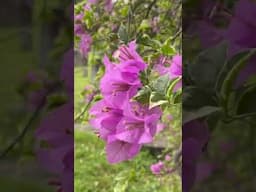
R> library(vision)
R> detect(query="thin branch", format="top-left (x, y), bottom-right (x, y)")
top-left (145, 0), bottom-right (158, 19)
top-left (75, 92), bottom-right (97, 121)
top-left (171, 28), bottom-right (182, 42)
top-left (0, 100), bottom-right (44, 158)
top-left (0, 82), bottom-right (61, 159)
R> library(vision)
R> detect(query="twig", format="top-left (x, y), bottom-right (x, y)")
top-left (0, 82), bottom-right (61, 159)
top-left (0, 100), bottom-right (44, 159)
top-left (171, 28), bottom-right (182, 42)
top-left (75, 93), bottom-right (96, 121)
top-left (145, 0), bottom-right (158, 19)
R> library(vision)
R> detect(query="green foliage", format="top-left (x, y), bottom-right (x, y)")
top-left (188, 42), bottom-right (228, 91)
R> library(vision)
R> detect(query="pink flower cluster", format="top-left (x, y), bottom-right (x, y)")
top-left (154, 54), bottom-right (182, 90)
top-left (35, 103), bottom-right (73, 192)
top-left (150, 154), bottom-right (172, 175)
top-left (89, 41), bottom-right (162, 163)
top-left (74, 7), bottom-right (92, 58)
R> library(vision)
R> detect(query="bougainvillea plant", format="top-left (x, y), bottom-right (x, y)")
top-left (74, 0), bottom-right (182, 187)
top-left (89, 41), bottom-right (181, 163)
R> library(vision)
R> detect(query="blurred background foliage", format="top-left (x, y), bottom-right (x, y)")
top-left (0, 0), bottom-right (72, 191)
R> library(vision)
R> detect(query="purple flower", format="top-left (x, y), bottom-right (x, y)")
top-left (170, 54), bottom-right (182, 77)
top-left (182, 120), bottom-right (210, 192)
top-left (153, 56), bottom-right (170, 75)
top-left (106, 140), bottom-right (141, 164)
top-left (170, 54), bottom-right (182, 91)
top-left (151, 17), bottom-right (160, 33)
top-left (74, 24), bottom-right (84, 36)
top-left (89, 99), bottom-right (123, 141)
top-left (75, 13), bottom-right (84, 22)
top-left (87, 0), bottom-right (98, 4)
top-left (227, 0), bottom-right (256, 49)
top-left (89, 41), bottom-right (162, 164)
top-left (150, 161), bottom-right (164, 175)
top-left (79, 33), bottom-right (92, 58)
top-left (154, 54), bottom-right (182, 91)
top-left (100, 57), bottom-right (145, 109)
top-left (226, 0), bottom-right (256, 87)
top-left (113, 41), bottom-right (145, 63)
top-left (113, 102), bottom-right (161, 144)
top-left (156, 122), bottom-right (166, 134)
top-left (104, 0), bottom-right (114, 12)
top-left (165, 154), bottom-right (171, 161)
top-left (35, 103), bottom-right (73, 192)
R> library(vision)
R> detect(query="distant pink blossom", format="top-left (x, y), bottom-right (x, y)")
top-left (79, 33), bottom-right (92, 58)
top-left (150, 161), bottom-right (164, 175)
top-left (165, 154), bottom-right (171, 161)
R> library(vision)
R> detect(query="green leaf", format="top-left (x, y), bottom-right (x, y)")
top-left (236, 84), bottom-right (256, 115)
top-left (118, 24), bottom-right (129, 44)
top-left (188, 41), bottom-right (227, 90)
top-left (215, 50), bottom-right (252, 91)
top-left (220, 48), bottom-right (256, 100)
top-left (139, 19), bottom-right (150, 30)
top-left (161, 38), bottom-right (176, 56)
top-left (166, 77), bottom-right (181, 98)
top-left (245, 75), bottom-right (256, 86)
top-left (150, 74), bottom-right (170, 94)
top-left (183, 86), bottom-right (216, 110)
top-left (183, 106), bottom-right (221, 124)
top-left (133, 86), bottom-right (151, 104)
top-left (47, 93), bottom-right (68, 109)
top-left (149, 92), bottom-right (168, 109)
top-left (173, 89), bottom-right (182, 104)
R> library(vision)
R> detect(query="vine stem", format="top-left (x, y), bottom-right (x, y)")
top-left (0, 100), bottom-right (44, 159)
top-left (145, 0), bottom-right (157, 19)
top-left (171, 28), bottom-right (182, 42)
top-left (0, 82), bottom-right (61, 159)
top-left (74, 92), bottom-right (97, 121)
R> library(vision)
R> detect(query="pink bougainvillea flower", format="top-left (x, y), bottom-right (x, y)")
top-left (83, 3), bottom-right (91, 11)
top-left (154, 54), bottom-right (182, 91)
top-left (104, 0), bottom-right (114, 12)
top-left (74, 24), bottom-right (84, 36)
top-left (113, 40), bottom-right (145, 63)
top-left (151, 16), bottom-right (160, 33)
top-left (89, 41), bottom-right (163, 164)
top-left (170, 54), bottom-right (182, 91)
top-left (89, 99), bottom-right (123, 140)
top-left (156, 122), bottom-right (166, 134)
top-left (79, 33), bottom-right (92, 58)
top-left (100, 60), bottom-right (145, 109)
top-left (75, 13), bottom-right (84, 22)
top-left (35, 103), bottom-right (73, 192)
top-left (106, 140), bottom-right (141, 164)
top-left (150, 161), bottom-right (164, 175)
top-left (154, 56), bottom-right (170, 75)
top-left (170, 54), bottom-right (182, 77)
top-left (113, 102), bottom-right (161, 144)
top-left (182, 120), bottom-right (210, 192)
top-left (165, 154), bottom-right (171, 161)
